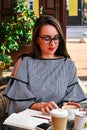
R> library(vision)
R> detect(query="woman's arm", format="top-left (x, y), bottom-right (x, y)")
top-left (30, 101), bottom-right (58, 114)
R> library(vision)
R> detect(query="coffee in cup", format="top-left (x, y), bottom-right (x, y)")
top-left (62, 105), bottom-right (79, 120)
top-left (50, 109), bottom-right (68, 130)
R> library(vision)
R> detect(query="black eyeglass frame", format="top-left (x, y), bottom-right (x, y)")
top-left (38, 35), bottom-right (62, 44)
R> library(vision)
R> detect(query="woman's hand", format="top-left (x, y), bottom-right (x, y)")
top-left (63, 102), bottom-right (87, 114)
top-left (63, 101), bottom-right (81, 108)
top-left (40, 101), bottom-right (59, 115)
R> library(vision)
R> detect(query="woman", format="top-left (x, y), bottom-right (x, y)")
top-left (4, 15), bottom-right (86, 115)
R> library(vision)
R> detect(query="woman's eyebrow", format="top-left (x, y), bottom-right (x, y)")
top-left (42, 34), bottom-right (59, 37)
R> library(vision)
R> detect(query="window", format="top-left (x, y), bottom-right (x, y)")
top-left (28, 0), bottom-right (34, 11)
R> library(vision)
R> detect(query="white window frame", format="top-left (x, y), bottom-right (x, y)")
top-left (28, 0), bottom-right (34, 11)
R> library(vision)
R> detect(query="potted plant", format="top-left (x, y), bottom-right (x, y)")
top-left (0, 0), bottom-right (44, 70)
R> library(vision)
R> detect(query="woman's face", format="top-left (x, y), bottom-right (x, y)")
top-left (37, 25), bottom-right (60, 58)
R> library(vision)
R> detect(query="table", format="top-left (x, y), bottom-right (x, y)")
top-left (4, 120), bottom-right (74, 130)
top-left (67, 120), bottom-right (74, 130)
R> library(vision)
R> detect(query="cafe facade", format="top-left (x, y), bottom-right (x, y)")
top-left (67, 0), bottom-right (87, 25)
top-left (0, 0), bottom-right (66, 38)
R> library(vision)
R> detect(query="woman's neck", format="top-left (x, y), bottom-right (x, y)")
top-left (40, 55), bottom-right (62, 59)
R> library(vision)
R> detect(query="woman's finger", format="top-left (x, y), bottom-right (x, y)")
top-left (66, 102), bottom-right (81, 108)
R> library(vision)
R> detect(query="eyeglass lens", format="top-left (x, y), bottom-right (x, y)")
top-left (39, 35), bottom-right (62, 44)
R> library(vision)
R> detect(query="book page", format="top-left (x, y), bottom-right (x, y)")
top-left (3, 109), bottom-right (51, 130)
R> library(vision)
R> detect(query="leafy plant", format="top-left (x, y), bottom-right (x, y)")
top-left (0, 0), bottom-right (40, 69)
top-left (83, 15), bottom-right (87, 21)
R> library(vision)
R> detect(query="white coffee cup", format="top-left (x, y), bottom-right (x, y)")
top-left (50, 109), bottom-right (68, 130)
top-left (62, 105), bottom-right (79, 120)
top-left (74, 111), bottom-right (87, 130)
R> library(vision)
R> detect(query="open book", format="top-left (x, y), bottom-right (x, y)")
top-left (3, 109), bottom-right (51, 130)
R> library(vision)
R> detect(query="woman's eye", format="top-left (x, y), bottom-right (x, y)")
top-left (54, 36), bottom-right (59, 40)
top-left (44, 38), bottom-right (50, 41)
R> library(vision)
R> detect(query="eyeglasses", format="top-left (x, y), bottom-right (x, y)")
top-left (38, 35), bottom-right (62, 44)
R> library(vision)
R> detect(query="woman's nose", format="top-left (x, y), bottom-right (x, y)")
top-left (49, 39), bottom-right (55, 45)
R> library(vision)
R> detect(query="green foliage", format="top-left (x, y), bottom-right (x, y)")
top-left (0, 54), bottom-right (12, 66)
top-left (83, 15), bottom-right (87, 21)
top-left (0, 0), bottom-right (41, 69)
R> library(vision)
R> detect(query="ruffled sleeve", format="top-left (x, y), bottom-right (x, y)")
top-left (62, 60), bottom-right (86, 103)
top-left (4, 57), bottom-right (36, 115)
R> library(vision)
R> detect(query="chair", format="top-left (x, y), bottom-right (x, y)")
top-left (0, 85), bottom-right (8, 130)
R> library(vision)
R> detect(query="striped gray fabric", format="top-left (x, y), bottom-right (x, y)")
top-left (4, 57), bottom-right (86, 115)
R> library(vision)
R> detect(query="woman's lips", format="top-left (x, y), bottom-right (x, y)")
top-left (48, 47), bottom-right (56, 51)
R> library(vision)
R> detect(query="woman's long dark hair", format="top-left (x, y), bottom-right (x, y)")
top-left (30, 15), bottom-right (70, 58)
